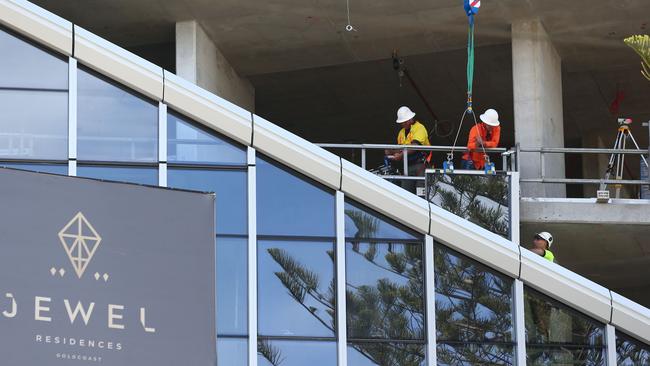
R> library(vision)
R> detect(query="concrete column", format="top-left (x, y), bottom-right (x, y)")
top-left (512, 19), bottom-right (565, 198)
top-left (176, 20), bottom-right (255, 111)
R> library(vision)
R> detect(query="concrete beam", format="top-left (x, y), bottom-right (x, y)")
top-left (175, 20), bottom-right (255, 111)
top-left (520, 198), bottom-right (650, 225)
top-left (512, 19), bottom-right (565, 198)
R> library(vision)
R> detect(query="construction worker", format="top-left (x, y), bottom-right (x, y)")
top-left (461, 108), bottom-right (501, 170)
top-left (385, 106), bottom-right (431, 193)
top-left (531, 232), bottom-right (555, 263)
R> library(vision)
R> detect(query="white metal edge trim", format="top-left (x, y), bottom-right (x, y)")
top-left (73, 25), bottom-right (163, 100)
top-left (248, 162), bottom-right (258, 366)
top-left (68, 57), bottom-right (77, 159)
top-left (340, 159), bottom-right (429, 234)
top-left (611, 291), bottom-right (650, 345)
top-left (158, 163), bottom-right (167, 187)
top-left (514, 280), bottom-right (526, 366)
top-left (519, 249), bottom-right (612, 323)
top-left (425, 235), bottom-right (436, 366)
top-left (336, 191), bottom-right (348, 366)
top-left (253, 114), bottom-right (341, 190)
top-left (605, 324), bottom-right (617, 366)
top-left (0, 0), bottom-right (72, 55)
top-left (68, 159), bottom-right (76, 176)
top-left (429, 203), bottom-right (520, 278)
top-left (158, 102), bottom-right (167, 162)
top-left (510, 172), bottom-right (520, 245)
top-left (163, 71), bottom-right (252, 146)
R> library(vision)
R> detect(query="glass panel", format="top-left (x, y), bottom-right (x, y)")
top-left (437, 343), bottom-right (514, 365)
top-left (346, 241), bottom-right (425, 340)
top-left (0, 26), bottom-right (68, 89)
top-left (77, 165), bottom-right (158, 185)
top-left (0, 162), bottom-right (67, 175)
top-left (525, 287), bottom-right (605, 365)
top-left (258, 240), bottom-right (335, 337)
top-left (167, 168), bottom-right (247, 235)
top-left (616, 331), bottom-right (650, 366)
top-left (434, 244), bottom-right (514, 344)
top-left (345, 200), bottom-right (419, 240)
top-left (526, 347), bottom-right (605, 365)
top-left (167, 111), bottom-right (246, 165)
top-left (256, 156), bottom-right (335, 237)
top-left (217, 238), bottom-right (247, 335)
top-left (0, 90), bottom-right (68, 160)
top-left (257, 340), bottom-right (336, 366)
top-left (218, 337), bottom-right (248, 366)
top-left (347, 342), bottom-right (426, 366)
top-left (426, 172), bottom-right (511, 239)
top-left (77, 67), bottom-right (157, 162)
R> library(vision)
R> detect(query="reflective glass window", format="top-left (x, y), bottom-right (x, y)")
top-left (217, 238), bottom-right (247, 335)
top-left (346, 241), bottom-right (425, 340)
top-left (167, 111), bottom-right (246, 165)
top-left (0, 26), bottom-right (68, 89)
top-left (435, 244), bottom-right (515, 365)
top-left (77, 67), bottom-right (157, 162)
top-left (218, 337), bottom-right (248, 366)
top-left (0, 90), bottom-right (68, 160)
top-left (257, 340), bottom-right (336, 366)
top-left (258, 240), bottom-right (335, 337)
top-left (0, 162), bottom-right (68, 175)
top-left (167, 168), bottom-right (247, 235)
top-left (77, 165), bottom-right (158, 185)
top-left (616, 331), bottom-right (650, 366)
top-left (525, 287), bottom-right (606, 365)
top-left (348, 342), bottom-right (426, 366)
top-left (345, 200), bottom-right (419, 240)
top-left (256, 156), bottom-right (335, 237)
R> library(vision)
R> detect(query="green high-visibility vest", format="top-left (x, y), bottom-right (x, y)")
top-left (543, 250), bottom-right (555, 263)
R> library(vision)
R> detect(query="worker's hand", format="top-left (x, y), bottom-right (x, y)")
top-left (392, 151), bottom-right (403, 161)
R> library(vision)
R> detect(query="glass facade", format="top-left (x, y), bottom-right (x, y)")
top-left (435, 245), bottom-right (515, 365)
top-left (616, 331), bottom-right (650, 365)
top-left (345, 200), bottom-right (426, 366)
top-left (525, 287), bottom-right (606, 365)
top-left (3, 22), bottom-right (650, 366)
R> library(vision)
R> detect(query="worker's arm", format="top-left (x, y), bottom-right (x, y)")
top-left (530, 248), bottom-right (545, 256)
top-left (484, 126), bottom-right (501, 148)
top-left (466, 126), bottom-right (479, 150)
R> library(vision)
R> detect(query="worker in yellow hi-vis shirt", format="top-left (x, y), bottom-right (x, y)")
top-left (385, 106), bottom-right (431, 193)
top-left (531, 232), bottom-right (555, 263)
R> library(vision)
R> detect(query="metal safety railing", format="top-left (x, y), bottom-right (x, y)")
top-left (316, 143), bottom-right (513, 182)
top-left (517, 146), bottom-right (650, 187)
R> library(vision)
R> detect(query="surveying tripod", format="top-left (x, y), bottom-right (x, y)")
top-left (599, 118), bottom-right (649, 198)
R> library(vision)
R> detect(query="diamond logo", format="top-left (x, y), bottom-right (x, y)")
top-left (58, 212), bottom-right (102, 278)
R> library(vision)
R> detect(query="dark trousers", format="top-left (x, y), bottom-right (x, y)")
top-left (401, 162), bottom-right (426, 194)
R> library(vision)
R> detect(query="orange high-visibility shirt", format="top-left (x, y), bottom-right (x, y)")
top-left (462, 124), bottom-right (501, 169)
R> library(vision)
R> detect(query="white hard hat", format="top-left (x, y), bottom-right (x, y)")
top-left (396, 106), bottom-right (416, 124)
top-left (535, 232), bottom-right (554, 248)
top-left (480, 109), bottom-right (500, 127)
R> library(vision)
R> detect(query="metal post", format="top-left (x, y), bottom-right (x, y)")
top-left (68, 57), bottom-right (77, 176)
top-left (158, 102), bottom-right (167, 187)
top-left (336, 192), bottom-right (348, 366)
top-left (502, 153), bottom-right (507, 173)
top-left (516, 143), bottom-right (521, 172)
top-left (247, 146), bottom-right (258, 366)
top-left (510, 172), bottom-right (520, 245)
top-left (403, 148), bottom-right (408, 176)
top-left (514, 280), bottom-right (526, 366)
top-left (361, 148), bottom-right (366, 170)
top-left (540, 152), bottom-right (545, 180)
top-left (424, 235), bottom-right (437, 366)
top-left (605, 324), bottom-right (617, 366)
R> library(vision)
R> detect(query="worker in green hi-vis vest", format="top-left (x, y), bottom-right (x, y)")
top-left (531, 232), bottom-right (555, 263)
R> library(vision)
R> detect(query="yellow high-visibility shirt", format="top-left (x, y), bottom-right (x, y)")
top-left (543, 250), bottom-right (555, 263)
top-left (397, 121), bottom-right (430, 146)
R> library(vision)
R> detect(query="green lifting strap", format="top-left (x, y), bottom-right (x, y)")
top-left (466, 22), bottom-right (475, 112)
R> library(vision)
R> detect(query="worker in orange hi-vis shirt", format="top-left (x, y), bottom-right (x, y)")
top-left (461, 108), bottom-right (501, 170)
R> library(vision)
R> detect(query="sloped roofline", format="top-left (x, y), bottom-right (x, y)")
top-left (1, 0), bottom-right (649, 344)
